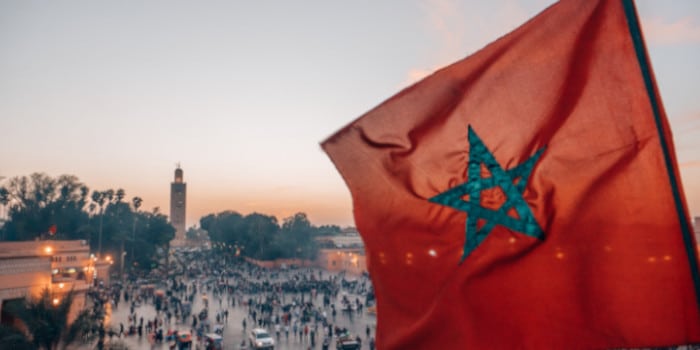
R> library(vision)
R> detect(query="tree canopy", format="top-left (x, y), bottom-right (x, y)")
top-left (0, 173), bottom-right (175, 272)
top-left (201, 211), bottom-right (338, 261)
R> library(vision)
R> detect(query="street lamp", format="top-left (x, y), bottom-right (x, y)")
top-left (121, 251), bottom-right (127, 282)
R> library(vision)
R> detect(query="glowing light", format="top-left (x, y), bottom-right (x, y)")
top-left (508, 237), bottom-right (516, 244)
top-left (663, 255), bottom-right (672, 261)
top-left (648, 256), bottom-right (657, 263)
top-left (44, 246), bottom-right (53, 254)
top-left (405, 252), bottom-right (413, 265)
top-left (105, 255), bottom-right (112, 262)
top-left (52, 298), bottom-right (60, 305)
top-left (428, 249), bottom-right (437, 257)
top-left (555, 252), bottom-right (565, 260)
top-left (58, 283), bottom-right (64, 289)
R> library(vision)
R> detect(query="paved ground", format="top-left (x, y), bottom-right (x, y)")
top-left (102, 274), bottom-right (376, 350)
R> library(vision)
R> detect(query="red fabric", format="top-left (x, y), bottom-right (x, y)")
top-left (48, 224), bottom-right (57, 235)
top-left (322, 0), bottom-right (700, 349)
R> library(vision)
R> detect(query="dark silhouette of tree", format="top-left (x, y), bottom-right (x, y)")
top-left (202, 211), bottom-right (322, 260)
top-left (90, 190), bottom-right (107, 256)
top-left (130, 196), bottom-right (142, 268)
top-left (1, 174), bottom-right (88, 241)
top-left (0, 324), bottom-right (34, 350)
top-left (4, 288), bottom-right (98, 350)
top-left (0, 173), bottom-right (176, 274)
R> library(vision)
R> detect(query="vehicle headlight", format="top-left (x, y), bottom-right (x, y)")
top-left (256, 341), bottom-right (263, 346)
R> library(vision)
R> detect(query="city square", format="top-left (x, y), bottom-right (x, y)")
top-left (96, 250), bottom-right (377, 350)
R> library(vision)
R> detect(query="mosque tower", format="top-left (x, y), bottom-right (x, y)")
top-left (170, 164), bottom-right (187, 246)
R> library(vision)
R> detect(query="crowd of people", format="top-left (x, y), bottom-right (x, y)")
top-left (87, 247), bottom-right (376, 350)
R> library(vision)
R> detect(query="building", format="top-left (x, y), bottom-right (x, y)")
top-left (316, 232), bottom-right (367, 275)
top-left (170, 165), bottom-right (187, 247)
top-left (0, 240), bottom-right (108, 328)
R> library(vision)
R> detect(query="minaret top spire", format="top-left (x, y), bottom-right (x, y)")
top-left (174, 164), bottom-right (183, 183)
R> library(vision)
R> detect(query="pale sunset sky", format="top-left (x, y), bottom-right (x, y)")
top-left (1, 1), bottom-right (699, 228)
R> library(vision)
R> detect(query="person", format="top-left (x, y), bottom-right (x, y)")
top-left (369, 336), bottom-right (376, 350)
top-left (366, 324), bottom-right (370, 338)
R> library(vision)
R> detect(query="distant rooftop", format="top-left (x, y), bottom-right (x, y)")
top-left (316, 232), bottom-right (364, 249)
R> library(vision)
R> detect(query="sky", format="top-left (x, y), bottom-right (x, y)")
top-left (1, 1), bottom-right (700, 229)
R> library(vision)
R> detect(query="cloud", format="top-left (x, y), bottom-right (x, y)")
top-left (641, 16), bottom-right (700, 45)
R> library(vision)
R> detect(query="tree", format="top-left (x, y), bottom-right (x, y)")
top-left (4, 288), bottom-right (99, 350)
top-left (0, 186), bottom-right (10, 206)
top-left (280, 213), bottom-right (318, 260)
top-left (90, 190), bottom-right (107, 256)
top-left (130, 196), bottom-right (142, 267)
top-left (201, 211), bottom-right (322, 261)
top-left (1, 174), bottom-right (89, 241)
top-left (0, 324), bottom-right (34, 350)
top-left (0, 173), bottom-right (177, 275)
top-left (0, 186), bottom-right (11, 230)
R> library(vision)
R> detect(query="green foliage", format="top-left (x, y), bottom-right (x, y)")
top-left (203, 211), bottom-right (322, 260)
top-left (0, 174), bottom-right (90, 241)
top-left (0, 324), bottom-right (34, 350)
top-left (0, 173), bottom-right (175, 273)
top-left (3, 288), bottom-right (99, 350)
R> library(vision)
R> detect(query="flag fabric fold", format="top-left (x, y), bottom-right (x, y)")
top-left (322, 0), bottom-right (700, 348)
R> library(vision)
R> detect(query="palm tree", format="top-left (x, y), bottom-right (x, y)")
top-left (130, 196), bottom-right (142, 267)
top-left (115, 189), bottom-right (125, 203)
top-left (4, 288), bottom-right (99, 350)
top-left (0, 186), bottom-right (10, 238)
top-left (0, 324), bottom-right (34, 350)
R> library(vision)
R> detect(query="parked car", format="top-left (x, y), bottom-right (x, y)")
top-left (204, 333), bottom-right (224, 350)
top-left (249, 328), bottom-right (275, 349)
top-left (336, 334), bottom-right (360, 350)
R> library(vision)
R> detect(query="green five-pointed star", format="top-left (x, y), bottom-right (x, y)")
top-left (429, 126), bottom-right (546, 263)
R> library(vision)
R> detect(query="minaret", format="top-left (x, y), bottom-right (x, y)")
top-left (170, 164), bottom-right (187, 246)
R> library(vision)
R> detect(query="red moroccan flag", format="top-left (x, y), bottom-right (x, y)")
top-left (322, 0), bottom-right (700, 349)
